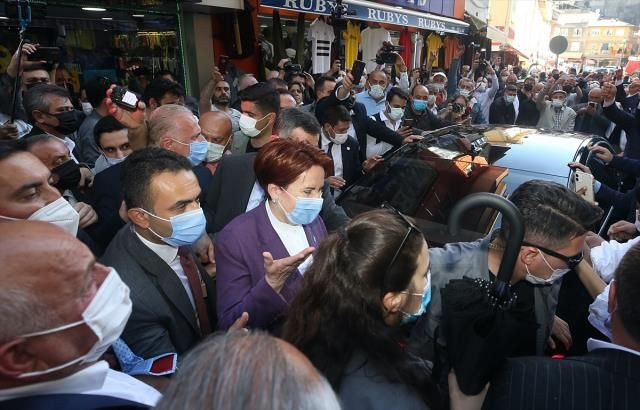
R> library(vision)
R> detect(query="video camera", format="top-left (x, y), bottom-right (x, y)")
top-left (284, 62), bottom-right (302, 74)
top-left (376, 42), bottom-right (405, 65)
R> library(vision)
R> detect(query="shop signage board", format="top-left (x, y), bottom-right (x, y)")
top-left (379, 0), bottom-right (455, 17)
top-left (260, 0), bottom-right (469, 35)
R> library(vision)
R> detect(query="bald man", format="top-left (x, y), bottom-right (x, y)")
top-left (573, 88), bottom-right (612, 138)
top-left (199, 111), bottom-right (233, 174)
top-left (0, 221), bottom-right (161, 408)
top-left (355, 70), bottom-right (388, 116)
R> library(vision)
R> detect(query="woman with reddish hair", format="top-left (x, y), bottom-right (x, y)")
top-left (215, 139), bottom-right (333, 331)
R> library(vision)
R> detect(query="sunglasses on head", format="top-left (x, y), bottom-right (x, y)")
top-left (522, 241), bottom-right (583, 270)
top-left (381, 203), bottom-right (421, 272)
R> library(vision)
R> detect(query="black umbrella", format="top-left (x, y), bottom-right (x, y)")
top-left (441, 192), bottom-right (537, 395)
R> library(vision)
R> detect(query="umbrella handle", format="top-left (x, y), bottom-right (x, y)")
top-left (448, 193), bottom-right (524, 294)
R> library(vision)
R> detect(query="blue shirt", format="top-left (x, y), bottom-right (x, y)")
top-left (355, 90), bottom-right (386, 116)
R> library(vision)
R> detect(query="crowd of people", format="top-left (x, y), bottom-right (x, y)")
top-left (1, 39), bottom-right (640, 410)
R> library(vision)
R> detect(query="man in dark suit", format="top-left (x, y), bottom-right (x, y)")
top-left (403, 84), bottom-right (451, 133)
top-left (317, 104), bottom-right (362, 192)
top-left (88, 104), bottom-right (212, 249)
top-left (515, 77), bottom-right (540, 127)
top-left (483, 241), bottom-right (640, 410)
top-left (572, 87), bottom-right (611, 138)
top-left (601, 82), bottom-right (640, 159)
top-left (315, 73), bottom-right (419, 163)
top-left (204, 108), bottom-right (349, 234)
top-left (101, 148), bottom-right (215, 370)
top-left (489, 85), bottom-right (518, 125)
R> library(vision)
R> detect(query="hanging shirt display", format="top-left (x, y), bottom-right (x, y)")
top-left (343, 21), bottom-right (361, 69)
top-left (360, 26), bottom-right (391, 74)
top-left (443, 36), bottom-right (460, 69)
top-left (426, 33), bottom-right (443, 68)
top-left (398, 30), bottom-right (412, 67)
top-left (411, 32), bottom-right (424, 69)
top-left (307, 18), bottom-right (335, 74)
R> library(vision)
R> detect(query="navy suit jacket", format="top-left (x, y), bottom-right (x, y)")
top-left (595, 155), bottom-right (640, 221)
top-left (483, 348), bottom-right (640, 410)
top-left (489, 97), bottom-right (516, 125)
top-left (87, 162), bottom-right (211, 249)
top-left (617, 83), bottom-right (639, 114)
top-left (215, 201), bottom-right (327, 331)
top-left (322, 136), bottom-right (362, 187)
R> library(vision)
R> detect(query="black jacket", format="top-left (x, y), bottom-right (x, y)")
top-left (321, 135), bottom-right (362, 187)
top-left (515, 91), bottom-right (540, 127)
top-left (489, 96), bottom-right (517, 125)
top-left (573, 104), bottom-right (611, 138)
top-left (483, 348), bottom-right (640, 410)
top-left (403, 105), bottom-right (450, 133)
top-left (203, 153), bottom-right (350, 234)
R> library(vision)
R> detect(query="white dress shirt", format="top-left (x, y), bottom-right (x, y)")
top-left (265, 201), bottom-right (313, 274)
top-left (0, 361), bottom-right (161, 406)
top-left (321, 131), bottom-right (343, 178)
top-left (366, 110), bottom-right (398, 158)
top-left (135, 231), bottom-right (195, 310)
top-left (246, 181), bottom-right (266, 212)
top-left (591, 235), bottom-right (640, 283)
top-left (587, 338), bottom-right (640, 358)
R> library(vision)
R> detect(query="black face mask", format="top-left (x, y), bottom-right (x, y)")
top-left (52, 160), bottom-right (81, 191)
top-left (563, 85), bottom-right (574, 94)
top-left (524, 83), bottom-right (533, 92)
top-left (52, 110), bottom-right (84, 135)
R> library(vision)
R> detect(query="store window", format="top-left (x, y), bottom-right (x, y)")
top-left (573, 28), bottom-right (582, 36)
top-left (0, 2), bottom-right (183, 93)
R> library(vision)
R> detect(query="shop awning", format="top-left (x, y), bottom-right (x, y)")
top-left (260, 0), bottom-right (469, 35)
top-left (502, 45), bottom-right (529, 60)
top-left (487, 25), bottom-right (507, 43)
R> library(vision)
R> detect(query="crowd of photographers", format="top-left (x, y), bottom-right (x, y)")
top-left (0, 40), bottom-right (640, 410)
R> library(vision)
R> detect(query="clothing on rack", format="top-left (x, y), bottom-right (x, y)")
top-left (307, 18), bottom-right (335, 75)
top-left (411, 32), bottom-right (424, 69)
top-left (398, 30), bottom-right (411, 68)
top-left (343, 21), bottom-right (361, 69)
top-left (425, 33), bottom-right (443, 68)
top-left (360, 26), bottom-right (391, 73)
top-left (443, 36), bottom-right (460, 69)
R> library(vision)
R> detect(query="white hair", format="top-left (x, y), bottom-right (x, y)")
top-left (148, 104), bottom-right (197, 145)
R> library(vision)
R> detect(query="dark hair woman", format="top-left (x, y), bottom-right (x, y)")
top-left (284, 209), bottom-right (439, 410)
top-left (215, 139), bottom-right (333, 331)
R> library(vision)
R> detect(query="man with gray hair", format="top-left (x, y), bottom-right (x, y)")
top-left (0, 221), bottom-right (161, 408)
top-left (156, 331), bottom-right (341, 410)
top-left (22, 84), bottom-right (85, 162)
top-left (89, 104), bottom-right (212, 249)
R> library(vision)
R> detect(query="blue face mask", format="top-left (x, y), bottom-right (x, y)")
top-left (278, 188), bottom-right (323, 225)
top-left (412, 99), bottom-right (427, 111)
top-left (172, 139), bottom-right (208, 166)
top-left (141, 208), bottom-right (206, 247)
top-left (400, 270), bottom-right (432, 324)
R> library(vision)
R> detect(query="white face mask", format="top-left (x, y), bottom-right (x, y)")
top-left (369, 84), bottom-right (386, 100)
top-left (458, 88), bottom-right (471, 98)
top-left (239, 113), bottom-right (270, 138)
top-left (328, 128), bottom-right (349, 145)
top-left (206, 140), bottom-right (228, 163)
top-left (388, 106), bottom-right (405, 121)
top-left (17, 269), bottom-right (132, 378)
top-left (524, 251), bottom-right (569, 285)
top-left (551, 98), bottom-right (565, 108)
top-left (81, 102), bottom-right (93, 116)
top-left (105, 155), bottom-right (127, 166)
top-left (0, 197), bottom-right (80, 235)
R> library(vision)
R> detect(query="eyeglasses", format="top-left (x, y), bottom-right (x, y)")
top-left (381, 203), bottom-right (421, 272)
top-left (522, 241), bottom-right (583, 270)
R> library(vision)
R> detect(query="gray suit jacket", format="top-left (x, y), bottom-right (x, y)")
top-left (203, 152), bottom-right (349, 234)
top-left (100, 224), bottom-right (216, 360)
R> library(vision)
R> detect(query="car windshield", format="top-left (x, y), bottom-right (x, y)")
top-left (337, 125), bottom-right (595, 246)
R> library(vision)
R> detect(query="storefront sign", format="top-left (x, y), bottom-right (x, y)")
top-left (378, 0), bottom-right (455, 17)
top-left (260, 0), bottom-right (469, 35)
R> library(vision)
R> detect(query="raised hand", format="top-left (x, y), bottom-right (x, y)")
top-left (263, 247), bottom-right (315, 293)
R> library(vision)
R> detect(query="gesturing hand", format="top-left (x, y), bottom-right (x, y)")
top-left (105, 85), bottom-right (146, 129)
top-left (263, 247), bottom-right (315, 293)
